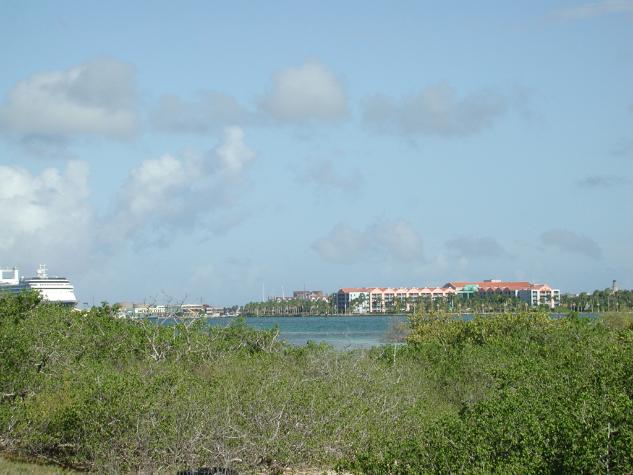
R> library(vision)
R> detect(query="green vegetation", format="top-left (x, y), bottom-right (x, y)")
top-left (561, 289), bottom-right (633, 312)
top-left (399, 292), bottom-right (529, 314)
top-left (340, 312), bottom-right (633, 473)
top-left (243, 287), bottom-right (633, 317)
top-left (2, 291), bottom-right (633, 473)
top-left (242, 297), bottom-right (334, 316)
top-left (0, 455), bottom-right (80, 474)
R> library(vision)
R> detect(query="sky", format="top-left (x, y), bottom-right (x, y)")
top-left (1, 1), bottom-right (632, 305)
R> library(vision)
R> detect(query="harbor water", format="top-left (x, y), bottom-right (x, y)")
top-left (156, 315), bottom-right (410, 349)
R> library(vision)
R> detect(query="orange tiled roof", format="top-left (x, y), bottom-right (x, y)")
top-left (445, 281), bottom-right (540, 291)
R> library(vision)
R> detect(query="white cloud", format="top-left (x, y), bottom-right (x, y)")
top-left (576, 175), bottom-right (632, 188)
top-left (0, 127), bottom-right (257, 289)
top-left (312, 224), bottom-right (366, 264)
top-left (312, 219), bottom-right (424, 264)
top-left (211, 126), bottom-right (256, 175)
top-left (0, 161), bottom-right (96, 270)
top-left (555, 0), bottom-right (633, 19)
top-left (259, 60), bottom-right (348, 122)
top-left (151, 92), bottom-right (251, 133)
top-left (611, 138), bottom-right (633, 157)
top-left (541, 229), bottom-right (602, 259)
top-left (295, 159), bottom-right (363, 195)
top-left (362, 84), bottom-right (507, 137)
top-left (0, 58), bottom-right (138, 140)
top-left (446, 236), bottom-right (510, 259)
top-left (121, 154), bottom-right (189, 216)
top-left (369, 220), bottom-right (424, 260)
top-left (106, 127), bottom-right (256, 245)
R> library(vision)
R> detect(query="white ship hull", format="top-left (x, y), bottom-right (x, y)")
top-left (0, 265), bottom-right (77, 306)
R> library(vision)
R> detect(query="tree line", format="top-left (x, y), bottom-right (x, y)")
top-left (241, 297), bottom-right (334, 316)
top-left (560, 289), bottom-right (633, 312)
top-left (2, 291), bottom-right (632, 473)
top-left (243, 288), bottom-right (633, 316)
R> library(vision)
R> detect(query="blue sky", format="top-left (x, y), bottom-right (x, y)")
top-left (1, 1), bottom-right (632, 305)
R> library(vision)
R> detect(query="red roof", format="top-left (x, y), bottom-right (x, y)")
top-left (444, 281), bottom-right (535, 291)
top-left (341, 281), bottom-right (556, 294)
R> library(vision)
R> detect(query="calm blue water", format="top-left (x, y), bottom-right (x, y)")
top-left (155, 315), bottom-right (409, 349)
top-left (151, 313), bottom-right (595, 350)
top-left (240, 315), bottom-right (409, 349)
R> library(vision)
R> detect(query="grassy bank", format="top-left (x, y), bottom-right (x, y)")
top-left (0, 455), bottom-right (80, 475)
top-left (1, 292), bottom-right (632, 473)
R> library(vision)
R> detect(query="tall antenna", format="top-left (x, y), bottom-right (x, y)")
top-left (262, 283), bottom-right (265, 302)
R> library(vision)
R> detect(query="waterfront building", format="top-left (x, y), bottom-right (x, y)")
top-left (443, 280), bottom-right (560, 308)
top-left (133, 304), bottom-right (151, 315)
top-left (292, 290), bottom-right (325, 301)
top-left (337, 279), bottom-right (561, 313)
top-left (116, 301), bottom-right (231, 318)
top-left (336, 286), bottom-right (456, 313)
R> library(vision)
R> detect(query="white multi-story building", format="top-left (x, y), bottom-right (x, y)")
top-left (337, 279), bottom-right (561, 313)
top-left (336, 286), bottom-right (456, 313)
top-left (443, 280), bottom-right (561, 308)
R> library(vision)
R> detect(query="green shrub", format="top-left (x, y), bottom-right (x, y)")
top-left (2, 293), bottom-right (632, 473)
top-left (340, 313), bottom-right (633, 473)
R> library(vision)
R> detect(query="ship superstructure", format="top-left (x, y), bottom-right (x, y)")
top-left (0, 265), bottom-right (77, 306)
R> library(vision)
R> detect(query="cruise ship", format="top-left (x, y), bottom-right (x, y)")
top-left (0, 265), bottom-right (77, 306)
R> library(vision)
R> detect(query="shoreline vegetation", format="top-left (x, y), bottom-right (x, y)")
top-left (239, 289), bottom-right (633, 317)
top-left (1, 291), bottom-right (633, 473)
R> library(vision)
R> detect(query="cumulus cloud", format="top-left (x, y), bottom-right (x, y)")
top-left (106, 127), bottom-right (255, 245)
top-left (555, 0), bottom-right (633, 19)
top-left (0, 127), bottom-right (257, 279)
top-left (369, 220), bottom-right (424, 260)
top-left (312, 219), bottom-right (423, 264)
top-left (611, 139), bottom-right (633, 157)
top-left (295, 159), bottom-right (363, 195)
top-left (362, 84), bottom-right (507, 137)
top-left (151, 92), bottom-right (252, 133)
top-left (0, 58), bottom-right (138, 141)
top-left (210, 126), bottom-right (256, 175)
top-left (446, 236), bottom-right (510, 259)
top-left (312, 224), bottom-right (366, 264)
top-left (541, 229), bottom-right (602, 259)
top-left (259, 61), bottom-right (348, 122)
top-left (576, 174), bottom-right (632, 188)
top-left (0, 161), bottom-right (96, 270)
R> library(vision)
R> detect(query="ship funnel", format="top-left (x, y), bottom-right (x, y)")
top-left (36, 264), bottom-right (48, 279)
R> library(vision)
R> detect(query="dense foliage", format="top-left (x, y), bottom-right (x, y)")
top-left (1, 292), bottom-right (632, 473)
top-left (242, 288), bottom-right (633, 316)
top-left (561, 289), bottom-right (633, 312)
top-left (340, 311), bottom-right (633, 473)
top-left (242, 297), bottom-right (334, 316)
top-left (398, 293), bottom-right (529, 314)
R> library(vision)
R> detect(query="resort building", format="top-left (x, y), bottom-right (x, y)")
top-left (443, 280), bottom-right (560, 308)
top-left (336, 279), bottom-right (560, 313)
top-left (336, 286), bottom-right (456, 313)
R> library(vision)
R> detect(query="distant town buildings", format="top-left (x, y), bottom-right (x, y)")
top-left (115, 302), bottom-right (238, 318)
top-left (336, 279), bottom-right (560, 313)
top-left (268, 290), bottom-right (328, 303)
top-left (292, 290), bottom-right (325, 301)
